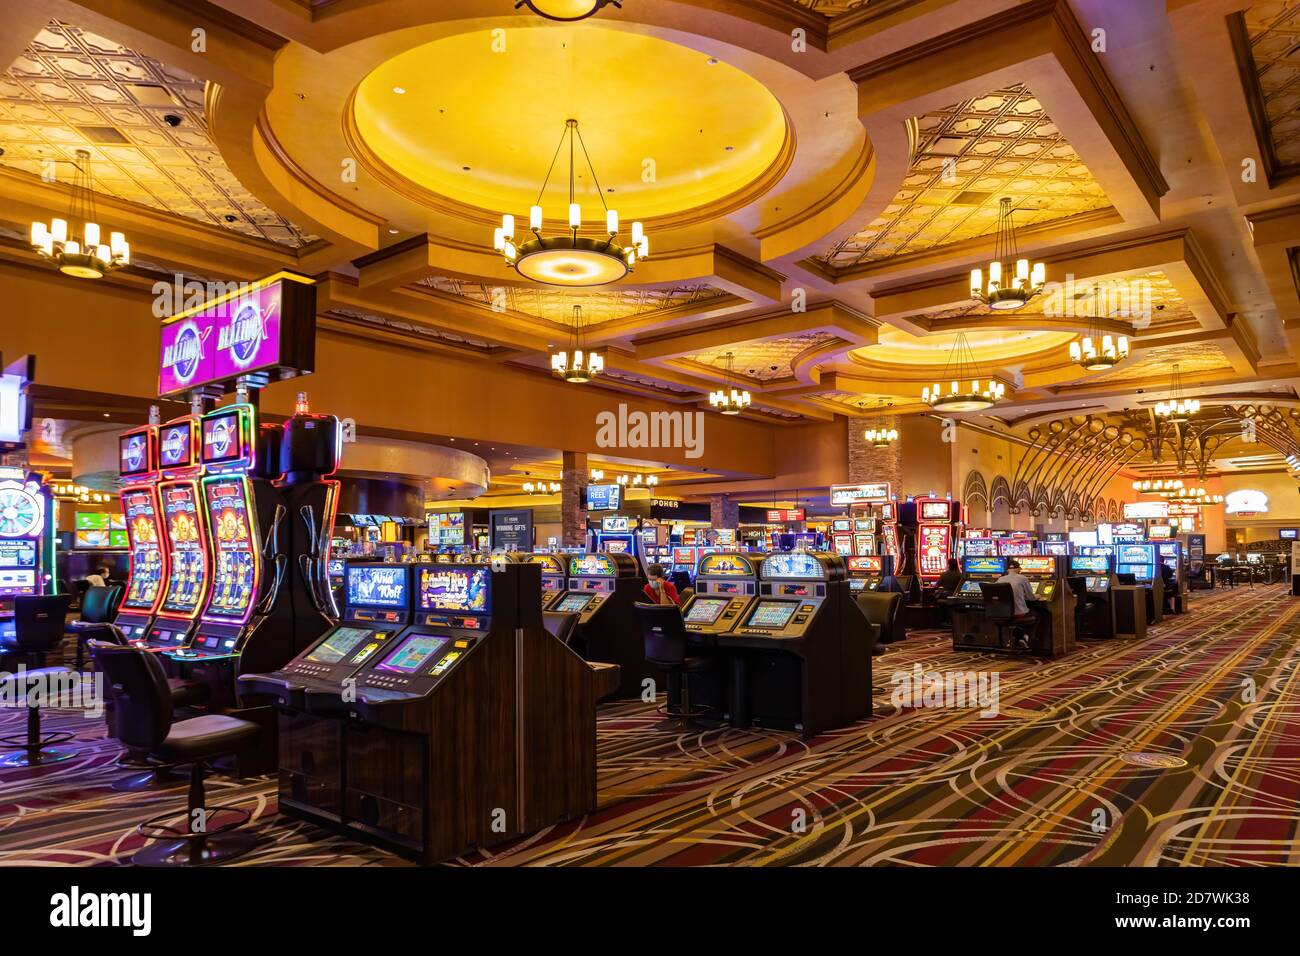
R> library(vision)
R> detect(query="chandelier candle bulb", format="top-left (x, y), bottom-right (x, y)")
top-left (606, 209), bottom-right (618, 235)
top-left (502, 214), bottom-right (515, 239)
top-left (1016, 258), bottom-right (1028, 281)
top-left (970, 268), bottom-right (982, 296)
top-left (568, 203), bottom-right (581, 229)
top-left (989, 260), bottom-right (1001, 285)
top-left (1032, 262), bottom-right (1046, 287)
top-left (530, 205), bottom-right (543, 231)
top-left (493, 228), bottom-right (505, 252)
top-left (84, 222), bottom-right (100, 248)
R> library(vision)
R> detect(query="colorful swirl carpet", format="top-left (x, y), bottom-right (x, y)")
top-left (1, 583), bottom-right (1297, 867)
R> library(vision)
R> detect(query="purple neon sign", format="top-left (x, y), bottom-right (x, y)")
top-left (158, 282), bottom-right (285, 396)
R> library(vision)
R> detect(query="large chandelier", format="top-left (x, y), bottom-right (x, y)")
top-left (922, 332), bottom-right (1008, 412)
top-left (494, 119), bottom-right (646, 287)
top-left (516, 0), bottom-right (621, 21)
top-left (709, 352), bottom-right (752, 415)
top-left (969, 197), bottom-right (1045, 310)
top-left (1168, 485), bottom-right (1211, 503)
top-left (551, 305), bottom-right (603, 383)
top-left (1132, 478), bottom-right (1184, 497)
top-left (1154, 363), bottom-right (1200, 422)
top-left (522, 480), bottom-right (561, 496)
top-left (30, 149), bottom-right (129, 279)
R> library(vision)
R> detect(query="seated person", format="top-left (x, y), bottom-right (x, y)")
top-left (1159, 562), bottom-right (1177, 610)
top-left (641, 563), bottom-right (681, 607)
top-left (83, 565), bottom-right (111, 589)
top-left (937, 558), bottom-right (963, 596)
top-left (995, 559), bottom-right (1037, 650)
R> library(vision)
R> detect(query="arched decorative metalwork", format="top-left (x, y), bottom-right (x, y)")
top-left (1009, 415), bottom-right (1148, 520)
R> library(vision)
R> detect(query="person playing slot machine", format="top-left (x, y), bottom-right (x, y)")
top-left (642, 564), bottom-right (681, 607)
top-left (996, 559), bottom-right (1037, 650)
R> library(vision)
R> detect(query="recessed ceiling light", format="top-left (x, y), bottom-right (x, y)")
top-left (392, 86), bottom-right (406, 94)
top-left (707, 57), bottom-right (719, 65)
top-left (388, 228), bottom-right (399, 235)
top-left (724, 145), bottom-right (734, 152)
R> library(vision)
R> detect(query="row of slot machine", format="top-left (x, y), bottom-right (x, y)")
top-left (0, 467), bottom-right (57, 642)
top-left (112, 401), bottom-right (342, 704)
top-left (831, 495), bottom-right (963, 589)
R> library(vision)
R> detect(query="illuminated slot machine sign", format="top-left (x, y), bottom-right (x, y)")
top-left (1016, 556), bottom-right (1058, 598)
top-left (916, 498), bottom-right (954, 578)
top-left (957, 556), bottom-right (1006, 597)
top-left (119, 488), bottom-right (164, 611)
top-left (1070, 554), bottom-right (1111, 592)
top-left (997, 536), bottom-right (1035, 557)
top-left (962, 538), bottom-right (998, 557)
top-left (696, 552), bottom-right (756, 591)
top-left (417, 566), bottom-right (490, 628)
top-left (1116, 543), bottom-right (1156, 581)
top-left (346, 564), bottom-right (410, 623)
top-left (202, 478), bottom-right (258, 623)
top-left (846, 555), bottom-right (883, 593)
top-left (878, 502), bottom-right (899, 561)
top-left (159, 483), bottom-right (206, 616)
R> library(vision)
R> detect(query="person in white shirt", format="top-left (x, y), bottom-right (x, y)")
top-left (996, 559), bottom-right (1037, 650)
top-left (84, 566), bottom-right (110, 589)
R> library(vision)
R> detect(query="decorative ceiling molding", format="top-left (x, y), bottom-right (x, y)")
top-left (1231, 2), bottom-right (1300, 186)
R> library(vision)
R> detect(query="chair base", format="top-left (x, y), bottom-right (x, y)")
top-left (113, 765), bottom-right (187, 793)
top-left (131, 832), bottom-right (259, 868)
top-left (0, 744), bottom-right (77, 768)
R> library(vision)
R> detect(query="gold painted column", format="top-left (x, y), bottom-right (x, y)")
top-left (561, 450), bottom-right (588, 548)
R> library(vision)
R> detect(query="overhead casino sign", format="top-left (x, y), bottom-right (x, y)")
top-left (1225, 489), bottom-right (1268, 515)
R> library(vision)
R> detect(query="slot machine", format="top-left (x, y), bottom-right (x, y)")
top-left (1016, 555), bottom-right (1061, 601)
top-left (852, 515), bottom-right (877, 557)
top-left (1115, 541), bottom-right (1163, 625)
top-left (948, 555), bottom-right (1007, 603)
top-left (243, 561), bottom-right (602, 863)
top-left (723, 551), bottom-right (866, 736)
top-left (913, 496), bottom-right (961, 584)
top-left (554, 551), bottom-right (648, 698)
top-left (0, 467), bottom-right (54, 644)
top-left (680, 551), bottom-right (761, 636)
top-left (147, 415), bottom-right (211, 651)
top-left (997, 535), bottom-right (1035, 557)
top-left (960, 536), bottom-right (998, 560)
top-left (525, 552), bottom-right (567, 609)
top-left (1069, 553), bottom-right (1116, 638)
top-left (831, 519), bottom-right (853, 557)
top-left (950, 555), bottom-right (1074, 655)
top-left (114, 426), bottom-right (166, 642)
top-left (846, 554), bottom-right (892, 593)
top-left (1156, 541), bottom-right (1184, 610)
top-left (879, 501), bottom-right (900, 569)
top-left (1039, 539), bottom-right (1070, 557)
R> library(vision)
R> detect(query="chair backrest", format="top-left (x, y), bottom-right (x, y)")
top-left (634, 602), bottom-right (689, 667)
top-left (1116, 572), bottom-right (1137, 585)
top-left (979, 582), bottom-right (1016, 621)
top-left (89, 642), bottom-right (173, 751)
top-left (80, 585), bottom-right (117, 624)
top-left (14, 594), bottom-right (73, 653)
top-left (856, 591), bottom-right (902, 643)
top-left (542, 611), bottom-right (579, 646)
top-left (1066, 576), bottom-right (1088, 603)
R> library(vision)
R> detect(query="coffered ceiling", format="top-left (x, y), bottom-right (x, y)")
top-left (1241, 1), bottom-right (1300, 171)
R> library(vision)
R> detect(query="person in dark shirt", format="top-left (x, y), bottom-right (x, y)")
top-left (642, 563), bottom-right (681, 606)
top-left (937, 558), bottom-right (963, 595)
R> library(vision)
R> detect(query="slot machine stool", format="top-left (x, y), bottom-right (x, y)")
top-left (980, 584), bottom-right (1039, 654)
top-left (94, 644), bottom-right (263, 866)
top-left (0, 595), bottom-right (78, 767)
top-left (636, 603), bottom-right (715, 728)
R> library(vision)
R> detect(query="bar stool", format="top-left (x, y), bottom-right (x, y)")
top-left (0, 595), bottom-right (77, 767)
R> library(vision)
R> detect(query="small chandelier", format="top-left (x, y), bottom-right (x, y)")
top-left (922, 332), bottom-right (1008, 412)
top-left (616, 473), bottom-right (658, 487)
top-left (969, 197), bottom-right (1045, 310)
top-left (864, 426), bottom-right (897, 448)
top-left (31, 149), bottom-right (129, 279)
top-left (1132, 478), bottom-right (1184, 497)
top-left (51, 482), bottom-right (110, 503)
top-left (1192, 493), bottom-right (1224, 506)
top-left (1154, 363), bottom-right (1200, 422)
top-left (551, 305), bottom-right (604, 383)
top-left (522, 481), bottom-right (561, 496)
top-left (495, 119), bottom-right (646, 287)
top-left (516, 0), bottom-right (621, 21)
top-left (709, 352), bottom-right (751, 415)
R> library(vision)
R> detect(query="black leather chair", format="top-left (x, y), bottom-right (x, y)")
top-left (634, 602), bottom-right (712, 727)
top-left (980, 583), bottom-right (1038, 653)
top-left (542, 611), bottom-right (579, 646)
top-left (856, 591), bottom-right (902, 657)
top-left (71, 585), bottom-right (122, 669)
top-left (0, 594), bottom-right (76, 767)
top-left (94, 642), bottom-right (261, 866)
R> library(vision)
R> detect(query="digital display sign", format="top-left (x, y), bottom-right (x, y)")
top-left (848, 556), bottom-right (883, 572)
top-left (427, 512), bottom-right (465, 547)
top-left (76, 512), bottom-right (110, 531)
top-left (569, 553), bottom-right (616, 577)
top-left (1017, 556), bottom-right (1055, 575)
top-left (418, 567), bottom-right (489, 614)
top-left (346, 564), bottom-right (409, 610)
top-left (920, 500), bottom-right (952, 521)
top-left (830, 483), bottom-right (891, 506)
top-left (160, 482), bottom-right (206, 615)
top-left (918, 525), bottom-right (950, 577)
top-left (203, 479), bottom-right (257, 621)
top-left (585, 483), bottom-right (622, 512)
top-left (962, 556), bottom-right (1007, 575)
top-left (201, 411), bottom-right (244, 465)
top-left (1070, 555), bottom-right (1110, 573)
top-left (119, 429), bottom-right (154, 477)
top-left (760, 552), bottom-right (823, 579)
top-left (1281, 528), bottom-right (1299, 540)
top-left (74, 529), bottom-right (111, 549)
top-left (159, 421), bottom-right (194, 468)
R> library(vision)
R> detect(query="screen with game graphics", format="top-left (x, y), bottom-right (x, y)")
top-left (848, 556), bottom-right (882, 573)
top-left (160, 482), bottom-right (206, 615)
top-left (346, 564), bottom-right (409, 610)
top-left (554, 592), bottom-right (594, 614)
top-left (203, 478), bottom-right (257, 621)
top-left (962, 556), bottom-right (1006, 575)
top-left (697, 553), bottom-right (755, 576)
top-left (305, 626), bottom-right (374, 665)
top-left (962, 538), bottom-right (997, 556)
top-left (918, 525), bottom-right (950, 576)
top-left (760, 552), bottom-right (823, 579)
top-left (374, 634), bottom-right (451, 675)
top-left (201, 411), bottom-right (244, 465)
top-left (1017, 556), bottom-right (1055, 575)
top-left (569, 553), bottom-right (616, 577)
top-left (121, 489), bottom-right (164, 611)
top-left (746, 600), bottom-right (798, 629)
top-left (684, 597), bottom-right (729, 625)
top-left (1070, 555), bottom-right (1110, 574)
top-left (920, 500), bottom-right (952, 521)
top-left (418, 567), bottom-right (489, 614)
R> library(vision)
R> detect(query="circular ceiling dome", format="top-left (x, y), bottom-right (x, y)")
top-left (856, 328), bottom-right (1076, 367)
top-left (351, 25), bottom-right (790, 221)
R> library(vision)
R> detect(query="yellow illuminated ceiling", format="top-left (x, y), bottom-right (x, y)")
top-left (685, 332), bottom-right (839, 381)
top-left (350, 26), bottom-right (790, 221)
top-left (416, 277), bottom-right (728, 325)
top-left (820, 84), bottom-right (1111, 267)
top-left (1242, 1), bottom-right (1300, 168)
top-left (860, 327), bottom-right (1075, 366)
top-left (0, 21), bottom-right (316, 248)
top-left (1085, 343), bottom-right (1232, 384)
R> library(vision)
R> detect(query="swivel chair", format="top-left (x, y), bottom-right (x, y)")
top-left (979, 583), bottom-right (1038, 654)
top-left (0, 594), bottom-right (76, 767)
top-left (634, 602), bottom-right (713, 728)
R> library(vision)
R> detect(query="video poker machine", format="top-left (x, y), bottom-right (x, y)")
top-left (949, 554), bottom-right (1074, 656)
top-left (847, 554), bottom-right (892, 594)
top-left (680, 551), bottom-right (761, 636)
top-left (1115, 541), bottom-right (1164, 626)
top-left (878, 501), bottom-right (900, 566)
top-left (114, 425), bottom-right (166, 641)
top-left (997, 535), bottom-right (1035, 557)
top-left (0, 467), bottom-right (55, 645)
top-left (242, 560), bottom-right (604, 863)
top-left (722, 551), bottom-right (867, 736)
top-left (554, 550), bottom-right (648, 698)
top-left (912, 496), bottom-right (961, 584)
top-left (949, 555), bottom-right (1007, 602)
top-left (526, 552), bottom-right (567, 609)
top-left (148, 415), bottom-right (211, 651)
top-left (1070, 553), bottom-right (1117, 639)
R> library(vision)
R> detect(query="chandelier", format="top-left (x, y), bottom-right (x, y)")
top-left (522, 481), bottom-right (561, 496)
top-left (50, 482), bottom-right (111, 504)
top-left (969, 197), bottom-right (1045, 310)
top-left (864, 425), bottom-right (898, 448)
top-left (922, 333), bottom-right (1008, 412)
top-left (1168, 485), bottom-right (1216, 503)
top-left (1132, 478), bottom-right (1184, 497)
top-left (1154, 364), bottom-right (1200, 422)
top-left (709, 352), bottom-right (752, 415)
top-left (516, 0), bottom-right (621, 21)
top-left (30, 149), bottom-right (129, 279)
top-left (615, 473), bottom-right (658, 487)
top-left (551, 305), bottom-right (604, 383)
top-left (494, 119), bottom-right (646, 287)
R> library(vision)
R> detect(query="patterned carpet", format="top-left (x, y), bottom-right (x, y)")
top-left (2, 583), bottom-right (1297, 867)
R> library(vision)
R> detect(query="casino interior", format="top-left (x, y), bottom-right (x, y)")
top-left (3, 0), bottom-right (1300, 873)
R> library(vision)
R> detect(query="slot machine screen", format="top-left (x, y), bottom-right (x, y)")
top-left (684, 597), bottom-right (729, 625)
top-left (962, 556), bottom-right (1007, 576)
top-left (158, 422), bottom-right (194, 469)
top-left (120, 489), bottom-right (164, 611)
top-left (201, 411), bottom-right (244, 465)
top-left (1087, 576), bottom-right (1110, 592)
top-left (920, 500), bottom-right (952, 521)
top-left (918, 525), bottom-right (950, 576)
top-left (204, 479), bottom-right (257, 620)
top-left (963, 539), bottom-right (998, 556)
top-left (328, 558), bottom-right (345, 578)
top-left (1070, 556), bottom-right (1109, 574)
top-left (746, 600), bottom-right (798, 629)
top-left (832, 519), bottom-right (851, 532)
top-left (1017, 556), bottom-right (1055, 575)
top-left (418, 567), bottom-right (489, 613)
top-left (374, 634), bottom-right (451, 675)
top-left (306, 626), bottom-right (375, 665)
top-left (958, 580), bottom-right (984, 596)
top-left (160, 484), bottom-right (205, 615)
top-left (569, 553), bottom-right (616, 577)
top-left (848, 556), bottom-right (882, 573)
top-left (553, 592), bottom-right (594, 614)
top-left (761, 552), bottom-right (822, 579)
top-left (346, 564), bottom-right (409, 610)
top-left (119, 431), bottom-right (153, 477)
